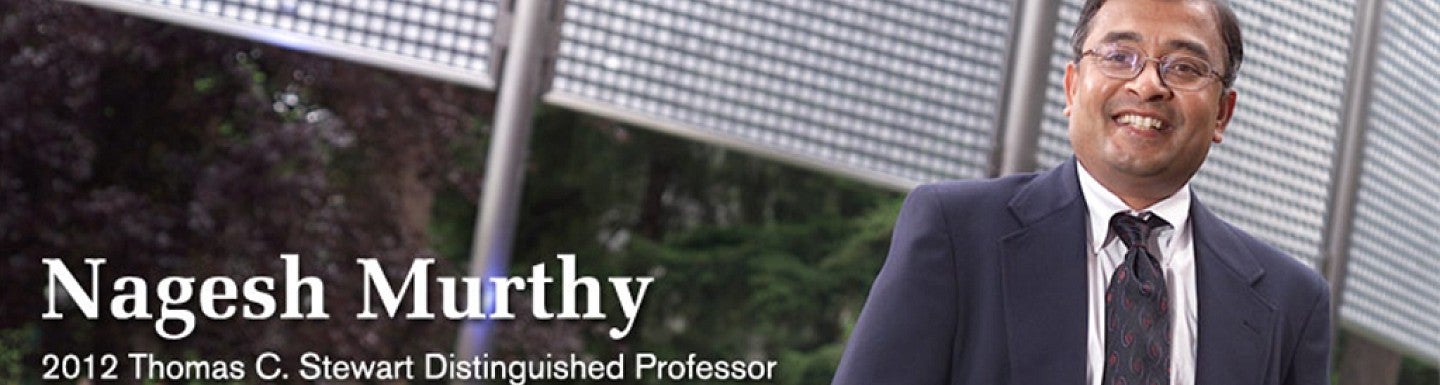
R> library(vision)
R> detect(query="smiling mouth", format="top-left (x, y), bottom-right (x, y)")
top-left (1115, 114), bottom-right (1170, 131)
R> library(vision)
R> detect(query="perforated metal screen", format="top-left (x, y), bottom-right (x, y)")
top-left (72, 0), bottom-right (1010, 187)
top-left (62, 0), bottom-right (501, 89)
top-left (548, 0), bottom-right (1010, 185)
top-left (1345, 0), bottom-right (1440, 362)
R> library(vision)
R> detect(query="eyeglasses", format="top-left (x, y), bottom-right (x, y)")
top-left (1080, 44), bottom-right (1223, 91)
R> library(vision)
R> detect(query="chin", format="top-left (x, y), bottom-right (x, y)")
top-left (1105, 156), bottom-right (1171, 178)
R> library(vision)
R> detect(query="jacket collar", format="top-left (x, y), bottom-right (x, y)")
top-left (1000, 159), bottom-right (1090, 383)
top-left (1190, 199), bottom-right (1265, 284)
top-left (1006, 157), bottom-right (1085, 226)
top-left (1191, 198), bottom-right (1274, 385)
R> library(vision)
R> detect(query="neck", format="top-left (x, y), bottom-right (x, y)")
top-left (1079, 161), bottom-right (1186, 211)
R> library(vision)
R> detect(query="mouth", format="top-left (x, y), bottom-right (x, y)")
top-left (1113, 113), bottom-right (1170, 131)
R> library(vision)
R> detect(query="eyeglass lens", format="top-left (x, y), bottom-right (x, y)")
top-left (1091, 46), bottom-right (1215, 90)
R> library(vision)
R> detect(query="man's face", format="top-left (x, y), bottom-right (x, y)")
top-left (1064, 0), bottom-right (1237, 198)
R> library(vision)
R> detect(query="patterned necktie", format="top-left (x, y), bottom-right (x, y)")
top-left (1102, 212), bottom-right (1172, 385)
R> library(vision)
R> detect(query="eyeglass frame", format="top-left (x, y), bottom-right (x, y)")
top-left (1077, 44), bottom-right (1226, 92)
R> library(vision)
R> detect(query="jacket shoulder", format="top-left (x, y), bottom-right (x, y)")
top-left (1214, 218), bottom-right (1329, 294)
top-left (911, 172), bottom-right (1041, 209)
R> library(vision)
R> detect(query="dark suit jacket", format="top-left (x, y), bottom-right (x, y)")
top-left (833, 159), bottom-right (1331, 385)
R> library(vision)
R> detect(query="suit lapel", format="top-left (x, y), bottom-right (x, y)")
top-left (1000, 160), bottom-right (1089, 384)
top-left (1191, 199), bottom-right (1276, 385)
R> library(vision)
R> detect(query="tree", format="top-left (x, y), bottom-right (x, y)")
top-left (1, 0), bottom-right (492, 379)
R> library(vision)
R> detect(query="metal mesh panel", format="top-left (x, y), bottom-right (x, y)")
top-left (1038, 1), bottom-right (1081, 171)
top-left (550, 0), bottom-right (1011, 183)
top-left (1345, 0), bottom-right (1440, 363)
top-left (67, 0), bottom-right (499, 89)
top-left (1039, 1), bottom-right (1350, 270)
top-left (78, 0), bottom-right (1009, 185)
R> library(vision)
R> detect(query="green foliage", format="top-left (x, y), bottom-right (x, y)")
top-left (1399, 353), bottom-right (1439, 384)
top-left (4, 0), bottom-right (489, 372)
top-left (602, 199), bottom-right (899, 385)
top-left (0, 326), bottom-right (36, 383)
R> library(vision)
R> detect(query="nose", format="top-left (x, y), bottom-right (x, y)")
top-left (1127, 60), bottom-right (1173, 102)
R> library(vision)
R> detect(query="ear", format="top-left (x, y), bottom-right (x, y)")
top-left (1212, 88), bottom-right (1237, 143)
top-left (1063, 62), bottom-right (1078, 116)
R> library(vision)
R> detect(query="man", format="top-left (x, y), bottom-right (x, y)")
top-left (832, 0), bottom-right (1331, 384)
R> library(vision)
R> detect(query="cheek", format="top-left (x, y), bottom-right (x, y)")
top-left (1072, 78), bottom-right (1116, 116)
top-left (1181, 103), bottom-right (1221, 136)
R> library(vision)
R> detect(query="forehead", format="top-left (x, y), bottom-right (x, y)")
top-left (1085, 0), bottom-right (1223, 58)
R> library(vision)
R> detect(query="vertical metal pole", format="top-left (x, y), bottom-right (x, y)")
top-left (1322, 0), bottom-right (1384, 338)
top-left (1325, 1), bottom-right (1404, 383)
top-left (453, 0), bottom-right (558, 370)
top-left (992, 0), bottom-right (1059, 176)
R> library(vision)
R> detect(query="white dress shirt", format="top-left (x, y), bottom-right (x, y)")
top-left (1077, 162), bottom-right (1198, 385)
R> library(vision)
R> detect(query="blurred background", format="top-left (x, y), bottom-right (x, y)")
top-left (1, 0), bottom-right (1436, 384)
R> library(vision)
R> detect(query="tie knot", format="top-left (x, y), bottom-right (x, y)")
top-left (1110, 212), bottom-right (1170, 249)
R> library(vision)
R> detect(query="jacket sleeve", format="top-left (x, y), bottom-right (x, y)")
top-left (833, 184), bottom-right (958, 385)
top-left (1284, 280), bottom-right (1332, 385)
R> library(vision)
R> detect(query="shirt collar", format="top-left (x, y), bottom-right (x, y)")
top-left (1075, 160), bottom-right (1192, 250)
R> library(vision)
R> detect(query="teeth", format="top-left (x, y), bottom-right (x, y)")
top-left (1119, 114), bottom-right (1164, 130)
